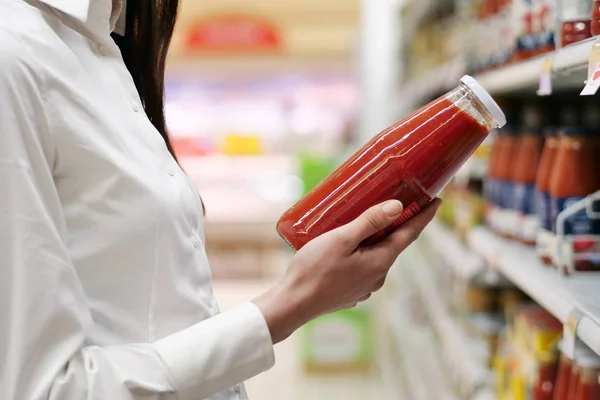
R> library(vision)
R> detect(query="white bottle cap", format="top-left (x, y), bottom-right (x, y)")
top-left (460, 75), bottom-right (507, 128)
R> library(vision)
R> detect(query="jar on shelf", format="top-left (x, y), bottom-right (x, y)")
top-left (276, 76), bottom-right (506, 251)
top-left (573, 352), bottom-right (600, 400)
top-left (549, 126), bottom-right (600, 273)
top-left (511, 0), bottom-right (538, 60)
top-left (592, 0), bottom-right (600, 35)
top-left (559, 0), bottom-right (593, 47)
top-left (535, 0), bottom-right (559, 55)
top-left (512, 105), bottom-right (543, 245)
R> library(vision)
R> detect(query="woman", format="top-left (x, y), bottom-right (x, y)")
top-left (0, 0), bottom-right (440, 399)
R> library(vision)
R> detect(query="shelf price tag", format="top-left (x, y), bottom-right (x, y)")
top-left (563, 309), bottom-right (584, 359)
top-left (537, 56), bottom-right (553, 96)
top-left (581, 42), bottom-right (600, 96)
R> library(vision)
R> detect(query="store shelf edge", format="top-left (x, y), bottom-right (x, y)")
top-left (466, 226), bottom-right (600, 356)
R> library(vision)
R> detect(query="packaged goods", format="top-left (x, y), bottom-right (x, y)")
top-left (559, 0), bottom-right (593, 46)
top-left (549, 126), bottom-right (600, 272)
top-left (277, 76), bottom-right (506, 250)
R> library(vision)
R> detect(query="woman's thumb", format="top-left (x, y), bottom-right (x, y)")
top-left (338, 200), bottom-right (403, 247)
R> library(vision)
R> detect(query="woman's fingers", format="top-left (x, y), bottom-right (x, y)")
top-left (336, 200), bottom-right (403, 249)
top-left (365, 199), bottom-right (442, 264)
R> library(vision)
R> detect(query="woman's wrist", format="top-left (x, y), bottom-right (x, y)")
top-left (252, 279), bottom-right (313, 344)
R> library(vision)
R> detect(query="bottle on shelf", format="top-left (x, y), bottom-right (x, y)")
top-left (512, 0), bottom-right (538, 61)
top-left (559, 0), bottom-right (593, 47)
top-left (512, 104), bottom-right (544, 245)
top-left (549, 118), bottom-right (600, 273)
top-left (495, 124), bottom-right (520, 238)
top-left (573, 352), bottom-right (600, 400)
top-left (592, 0), bottom-right (600, 35)
top-left (535, 104), bottom-right (575, 266)
top-left (277, 76), bottom-right (506, 251)
top-left (535, 0), bottom-right (559, 55)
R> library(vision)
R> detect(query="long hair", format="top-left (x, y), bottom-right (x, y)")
top-left (111, 0), bottom-right (179, 159)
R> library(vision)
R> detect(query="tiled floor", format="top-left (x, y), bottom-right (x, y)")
top-left (213, 280), bottom-right (391, 400)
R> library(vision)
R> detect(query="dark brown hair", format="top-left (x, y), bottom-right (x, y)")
top-left (111, 0), bottom-right (179, 159)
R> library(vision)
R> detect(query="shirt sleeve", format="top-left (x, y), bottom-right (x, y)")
top-left (0, 29), bottom-right (275, 400)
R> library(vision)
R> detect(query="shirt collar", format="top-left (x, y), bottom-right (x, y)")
top-left (36, 0), bottom-right (123, 34)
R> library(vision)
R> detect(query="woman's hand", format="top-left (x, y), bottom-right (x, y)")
top-left (253, 199), bottom-right (441, 343)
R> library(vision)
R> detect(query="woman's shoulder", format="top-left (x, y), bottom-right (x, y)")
top-left (0, 0), bottom-right (65, 71)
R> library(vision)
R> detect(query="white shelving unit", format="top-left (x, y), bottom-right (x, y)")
top-left (400, 245), bottom-right (494, 399)
top-left (466, 227), bottom-right (600, 356)
top-left (475, 37), bottom-right (599, 94)
top-left (423, 220), bottom-right (485, 279)
top-left (397, 37), bottom-right (599, 104)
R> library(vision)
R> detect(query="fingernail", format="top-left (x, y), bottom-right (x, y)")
top-left (382, 200), bottom-right (403, 217)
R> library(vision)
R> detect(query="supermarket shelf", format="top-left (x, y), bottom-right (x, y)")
top-left (398, 37), bottom-right (598, 103)
top-left (467, 227), bottom-right (600, 356)
top-left (475, 37), bottom-right (599, 95)
top-left (423, 220), bottom-right (485, 279)
top-left (406, 245), bottom-right (493, 397)
top-left (397, 57), bottom-right (467, 114)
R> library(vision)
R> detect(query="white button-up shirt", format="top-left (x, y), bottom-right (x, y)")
top-left (0, 1), bottom-right (275, 399)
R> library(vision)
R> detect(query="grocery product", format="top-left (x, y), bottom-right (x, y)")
top-left (512, 0), bottom-right (538, 61)
top-left (573, 353), bottom-right (600, 400)
top-left (535, 105), bottom-right (566, 266)
top-left (592, 0), bottom-right (600, 35)
top-left (559, 0), bottom-right (594, 47)
top-left (549, 126), bottom-right (600, 272)
top-left (535, 0), bottom-right (559, 54)
top-left (485, 132), bottom-right (501, 228)
top-left (512, 105), bottom-right (543, 243)
top-left (301, 305), bottom-right (373, 373)
top-left (499, 0), bottom-right (516, 64)
top-left (495, 126), bottom-right (521, 237)
top-left (533, 353), bottom-right (559, 400)
top-left (554, 341), bottom-right (599, 400)
top-left (277, 76), bottom-right (506, 250)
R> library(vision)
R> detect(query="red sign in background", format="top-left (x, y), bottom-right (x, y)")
top-left (186, 15), bottom-right (282, 53)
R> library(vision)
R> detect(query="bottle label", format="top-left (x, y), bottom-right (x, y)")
top-left (512, 0), bottom-right (537, 52)
top-left (552, 196), bottom-right (600, 235)
top-left (560, 0), bottom-right (594, 21)
top-left (536, 228), bottom-right (556, 260)
top-left (501, 181), bottom-right (516, 209)
top-left (535, 0), bottom-right (557, 47)
top-left (485, 178), bottom-right (500, 206)
top-left (520, 214), bottom-right (539, 242)
top-left (514, 183), bottom-right (536, 215)
top-left (535, 190), bottom-right (552, 230)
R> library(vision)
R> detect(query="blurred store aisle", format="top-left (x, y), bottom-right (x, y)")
top-left (213, 281), bottom-right (391, 400)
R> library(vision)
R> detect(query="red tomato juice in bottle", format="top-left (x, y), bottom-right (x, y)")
top-left (277, 76), bottom-right (506, 251)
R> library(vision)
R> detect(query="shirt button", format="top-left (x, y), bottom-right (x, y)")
top-left (98, 44), bottom-right (108, 56)
top-left (191, 236), bottom-right (200, 248)
top-left (167, 168), bottom-right (175, 177)
top-left (233, 385), bottom-right (241, 394)
top-left (131, 100), bottom-right (141, 112)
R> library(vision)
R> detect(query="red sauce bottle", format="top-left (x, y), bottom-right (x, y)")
top-left (535, 0), bottom-right (558, 55)
top-left (495, 128), bottom-right (520, 238)
top-left (574, 353), bottom-right (600, 400)
top-left (533, 354), bottom-right (559, 400)
top-left (514, 130), bottom-right (544, 245)
top-left (535, 127), bottom-right (559, 265)
top-left (277, 76), bottom-right (506, 250)
top-left (512, 0), bottom-right (537, 61)
top-left (592, 0), bottom-right (600, 35)
top-left (485, 131), bottom-right (501, 227)
top-left (555, 351), bottom-right (575, 400)
top-left (549, 127), bottom-right (600, 273)
top-left (510, 105), bottom-right (542, 243)
top-left (559, 0), bottom-right (593, 47)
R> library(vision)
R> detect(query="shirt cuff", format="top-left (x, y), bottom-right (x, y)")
top-left (151, 302), bottom-right (275, 400)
